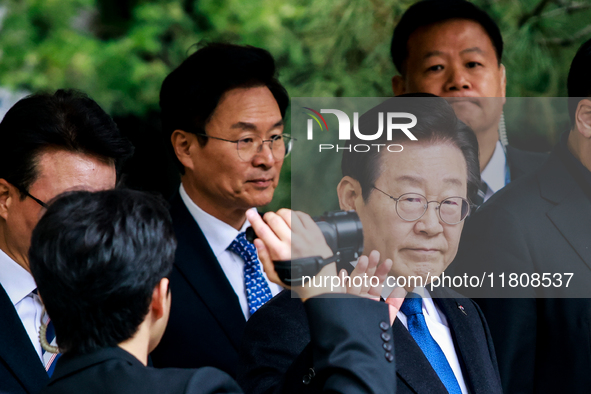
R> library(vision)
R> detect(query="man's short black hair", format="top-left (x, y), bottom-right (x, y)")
top-left (160, 42), bottom-right (289, 171)
top-left (0, 89), bottom-right (134, 195)
top-left (391, 0), bottom-right (503, 74)
top-left (29, 189), bottom-right (176, 355)
top-left (567, 38), bottom-right (591, 125)
top-left (341, 94), bottom-right (480, 203)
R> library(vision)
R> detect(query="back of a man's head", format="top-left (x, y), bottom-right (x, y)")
top-left (160, 42), bottom-right (289, 171)
top-left (29, 189), bottom-right (176, 355)
top-left (391, 0), bottom-right (503, 74)
top-left (567, 38), bottom-right (591, 125)
top-left (0, 89), bottom-right (134, 193)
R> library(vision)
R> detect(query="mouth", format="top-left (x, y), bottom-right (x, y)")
top-left (445, 97), bottom-right (481, 106)
top-left (404, 248), bottom-right (441, 255)
top-left (246, 178), bottom-right (274, 188)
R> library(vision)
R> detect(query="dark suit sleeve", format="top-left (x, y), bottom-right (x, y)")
top-left (304, 295), bottom-right (396, 394)
top-left (453, 203), bottom-right (538, 393)
top-left (237, 292), bottom-right (312, 394)
top-left (185, 367), bottom-right (244, 393)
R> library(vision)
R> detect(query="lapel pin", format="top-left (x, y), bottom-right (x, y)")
top-left (457, 304), bottom-right (467, 315)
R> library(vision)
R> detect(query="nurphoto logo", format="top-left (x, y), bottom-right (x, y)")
top-left (303, 107), bottom-right (417, 152)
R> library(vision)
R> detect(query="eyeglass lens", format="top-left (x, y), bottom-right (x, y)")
top-left (396, 193), bottom-right (469, 224)
top-left (236, 135), bottom-right (291, 161)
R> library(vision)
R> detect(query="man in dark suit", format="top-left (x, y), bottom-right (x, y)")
top-left (30, 189), bottom-right (398, 394)
top-left (238, 96), bottom-right (503, 394)
top-left (150, 43), bottom-right (290, 377)
top-left (391, 0), bottom-right (547, 204)
top-left (0, 90), bottom-right (133, 394)
top-left (451, 38), bottom-right (591, 393)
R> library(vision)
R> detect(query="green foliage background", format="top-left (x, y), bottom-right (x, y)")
top-left (0, 0), bottom-right (589, 210)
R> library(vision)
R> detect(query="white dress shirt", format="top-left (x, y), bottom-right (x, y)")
top-left (0, 248), bottom-right (44, 361)
top-left (179, 185), bottom-right (282, 319)
top-left (481, 140), bottom-right (508, 202)
top-left (382, 284), bottom-right (469, 394)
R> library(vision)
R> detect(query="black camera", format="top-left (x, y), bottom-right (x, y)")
top-left (246, 210), bottom-right (364, 286)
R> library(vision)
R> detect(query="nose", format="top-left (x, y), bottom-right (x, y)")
top-left (414, 202), bottom-right (444, 236)
top-left (252, 140), bottom-right (276, 168)
top-left (444, 65), bottom-right (471, 93)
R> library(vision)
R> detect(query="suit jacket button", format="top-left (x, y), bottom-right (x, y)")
top-left (383, 342), bottom-right (393, 351)
top-left (380, 321), bottom-right (389, 331)
top-left (381, 332), bottom-right (391, 342)
top-left (385, 352), bottom-right (394, 362)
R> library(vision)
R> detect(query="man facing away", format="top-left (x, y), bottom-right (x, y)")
top-left (391, 0), bottom-right (547, 204)
top-left (150, 43), bottom-right (291, 377)
top-left (0, 89), bottom-right (133, 394)
top-left (30, 188), bottom-right (399, 394)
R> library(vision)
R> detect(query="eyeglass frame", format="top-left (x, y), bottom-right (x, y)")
top-left (372, 186), bottom-right (472, 225)
top-left (7, 181), bottom-right (48, 208)
top-left (194, 132), bottom-right (295, 162)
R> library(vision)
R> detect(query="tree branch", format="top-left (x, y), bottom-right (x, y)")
top-left (519, 0), bottom-right (552, 27)
top-left (538, 25), bottom-right (591, 46)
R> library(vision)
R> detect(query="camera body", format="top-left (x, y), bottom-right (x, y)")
top-left (246, 210), bottom-right (364, 286)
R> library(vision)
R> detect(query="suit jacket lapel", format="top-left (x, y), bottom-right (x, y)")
top-left (433, 294), bottom-right (497, 394)
top-left (169, 194), bottom-right (246, 350)
top-left (392, 319), bottom-right (448, 393)
top-left (0, 284), bottom-right (48, 393)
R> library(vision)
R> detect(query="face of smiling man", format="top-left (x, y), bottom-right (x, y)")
top-left (173, 86), bottom-right (284, 229)
top-left (339, 142), bottom-right (468, 287)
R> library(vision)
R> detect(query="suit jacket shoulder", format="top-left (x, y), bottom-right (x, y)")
top-left (506, 145), bottom-right (548, 181)
top-left (0, 283), bottom-right (48, 394)
top-left (151, 193), bottom-right (245, 377)
top-left (41, 347), bottom-right (243, 394)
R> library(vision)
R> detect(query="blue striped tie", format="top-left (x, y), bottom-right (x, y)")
top-left (400, 294), bottom-right (462, 394)
top-left (33, 289), bottom-right (61, 376)
top-left (229, 232), bottom-right (273, 315)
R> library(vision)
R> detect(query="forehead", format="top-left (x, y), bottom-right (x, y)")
top-left (208, 86), bottom-right (282, 128)
top-left (375, 142), bottom-right (467, 192)
top-left (33, 149), bottom-right (116, 193)
top-left (406, 18), bottom-right (497, 62)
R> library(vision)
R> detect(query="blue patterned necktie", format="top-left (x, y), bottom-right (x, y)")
top-left (33, 289), bottom-right (61, 376)
top-left (229, 232), bottom-right (273, 315)
top-left (400, 294), bottom-right (462, 394)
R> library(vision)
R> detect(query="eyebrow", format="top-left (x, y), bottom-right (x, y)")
top-left (423, 47), bottom-right (485, 60)
top-left (230, 120), bottom-right (284, 131)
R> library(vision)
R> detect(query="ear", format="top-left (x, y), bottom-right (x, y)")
top-left (150, 278), bottom-right (170, 321)
top-left (575, 99), bottom-right (591, 139)
top-left (499, 64), bottom-right (507, 100)
top-left (0, 179), bottom-right (13, 221)
top-left (337, 176), bottom-right (362, 211)
top-left (392, 75), bottom-right (406, 96)
top-left (171, 130), bottom-right (198, 171)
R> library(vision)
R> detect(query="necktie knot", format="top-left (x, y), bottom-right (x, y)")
top-left (400, 295), bottom-right (423, 316)
top-left (229, 232), bottom-right (256, 257)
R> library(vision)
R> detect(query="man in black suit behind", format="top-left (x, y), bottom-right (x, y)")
top-left (451, 38), bottom-right (591, 393)
top-left (150, 43), bottom-right (290, 377)
top-left (30, 189), bottom-right (399, 394)
top-left (0, 90), bottom-right (133, 394)
top-left (391, 0), bottom-right (547, 204)
top-left (238, 96), bottom-right (503, 394)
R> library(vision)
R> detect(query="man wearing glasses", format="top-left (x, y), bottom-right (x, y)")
top-left (150, 43), bottom-right (291, 378)
top-left (0, 89), bottom-right (133, 394)
top-left (238, 96), bottom-right (502, 394)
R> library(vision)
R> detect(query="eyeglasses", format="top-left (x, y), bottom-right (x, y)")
top-left (195, 133), bottom-right (294, 162)
top-left (372, 187), bottom-right (471, 225)
top-left (9, 183), bottom-right (48, 208)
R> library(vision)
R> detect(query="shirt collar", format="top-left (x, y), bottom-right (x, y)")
top-left (0, 248), bottom-right (37, 306)
top-left (179, 184), bottom-right (255, 256)
top-left (480, 140), bottom-right (507, 194)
